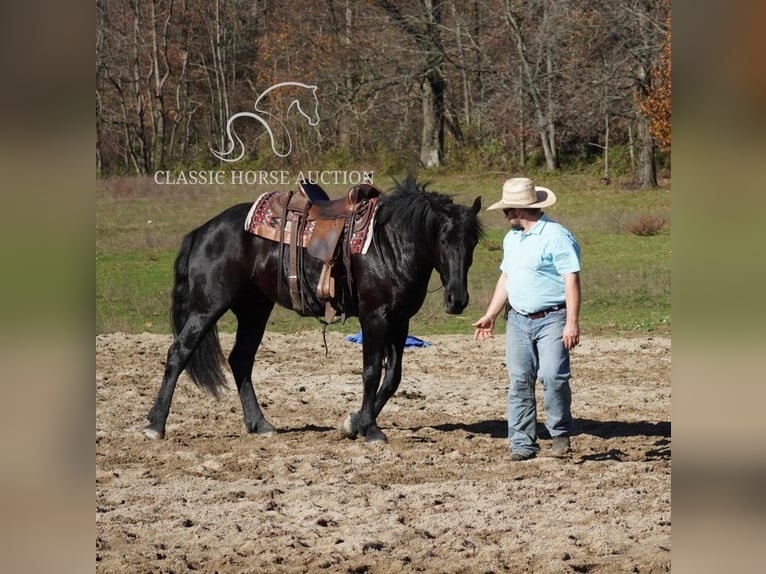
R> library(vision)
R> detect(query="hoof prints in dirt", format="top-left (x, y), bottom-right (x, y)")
top-left (96, 332), bottom-right (671, 573)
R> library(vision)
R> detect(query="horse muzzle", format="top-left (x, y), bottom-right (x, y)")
top-left (444, 290), bottom-right (469, 314)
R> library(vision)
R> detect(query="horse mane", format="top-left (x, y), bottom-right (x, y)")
top-left (377, 173), bottom-right (453, 235)
top-left (376, 172), bottom-right (484, 240)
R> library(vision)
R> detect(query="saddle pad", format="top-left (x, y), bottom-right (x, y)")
top-left (244, 191), bottom-right (379, 255)
top-left (244, 191), bottom-right (312, 247)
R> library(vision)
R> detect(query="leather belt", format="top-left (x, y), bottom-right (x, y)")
top-left (512, 304), bottom-right (566, 320)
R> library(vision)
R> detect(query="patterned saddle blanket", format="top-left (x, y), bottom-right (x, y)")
top-left (244, 188), bottom-right (379, 257)
top-left (243, 184), bottom-right (381, 321)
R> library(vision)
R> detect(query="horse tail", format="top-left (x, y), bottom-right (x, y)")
top-left (170, 229), bottom-right (227, 398)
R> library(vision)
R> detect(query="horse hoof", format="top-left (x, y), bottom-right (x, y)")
top-left (252, 419), bottom-right (276, 436)
top-left (364, 427), bottom-right (388, 444)
top-left (338, 413), bottom-right (358, 439)
top-left (143, 426), bottom-right (164, 440)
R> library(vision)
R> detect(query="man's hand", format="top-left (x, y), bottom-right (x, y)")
top-left (472, 316), bottom-right (495, 341)
top-left (562, 321), bottom-right (579, 350)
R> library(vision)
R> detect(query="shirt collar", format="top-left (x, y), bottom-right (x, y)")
top-left (514, 214), bottom-right (549, 236)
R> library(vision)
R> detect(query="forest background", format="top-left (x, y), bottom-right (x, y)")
top-left (96, 0), bottom-right (671, 186)
top-left (96, 0), bottom-right (671, 337)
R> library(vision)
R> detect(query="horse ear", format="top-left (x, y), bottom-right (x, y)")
top-left (471, 196), bottom-right (482, 214)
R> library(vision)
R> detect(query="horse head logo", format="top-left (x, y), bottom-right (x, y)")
top-left (211, 82), bottom-right (320, 162)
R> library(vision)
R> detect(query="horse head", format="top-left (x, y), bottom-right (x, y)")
top-left (432, 195), bottom-right (483, 314)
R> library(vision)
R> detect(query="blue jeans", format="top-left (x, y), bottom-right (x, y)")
top-left (505, 308), bottom-right (573, 455)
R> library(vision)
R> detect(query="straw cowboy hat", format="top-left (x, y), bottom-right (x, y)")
top-left (486, 177), bottom-right (557, 211)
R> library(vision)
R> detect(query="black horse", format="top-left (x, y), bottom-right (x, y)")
top-left (144, 175), bottom-right (482, 443)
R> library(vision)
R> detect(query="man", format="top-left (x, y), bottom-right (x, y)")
top-left (473, 177), bottom-right (581, 461)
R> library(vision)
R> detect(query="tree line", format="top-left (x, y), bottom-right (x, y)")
top-left (96, 0), bottom-right (671, 187)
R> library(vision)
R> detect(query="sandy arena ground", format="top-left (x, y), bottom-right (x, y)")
top-left (96, 330), bottom-right (670, 573)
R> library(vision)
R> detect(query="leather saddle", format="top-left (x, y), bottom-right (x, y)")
top-left (245, 180), bottom-right (382, 322)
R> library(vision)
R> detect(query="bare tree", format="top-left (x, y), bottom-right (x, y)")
top-left (591, 0), bottom-right (668, 187)
top-left (147, 0), bottom-right (174, 168)
top-left (502, 0), bottom-right (562, 171)
top-left (95, 0), bottom-right (670, 178)
top-left (374, 0), bottom-right (447, 168)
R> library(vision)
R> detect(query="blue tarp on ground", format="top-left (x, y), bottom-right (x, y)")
top-left (345, 331), bottom-right (431, 347)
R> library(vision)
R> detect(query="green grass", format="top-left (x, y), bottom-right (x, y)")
top-left (96, 172), bottom-right (670, 336)
top-left (576, 232), bottom-right (671, 334)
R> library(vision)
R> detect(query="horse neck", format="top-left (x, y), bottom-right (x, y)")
top-left (375, 203), bottom-right (439, 279)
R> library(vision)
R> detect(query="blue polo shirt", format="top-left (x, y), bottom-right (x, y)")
top-left (500, 215), bottom-right (581, 314)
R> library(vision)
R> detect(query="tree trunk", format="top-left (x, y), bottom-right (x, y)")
top-left (338, 0), bottom-right (353, 150)
top-left (542, 42), bottom-right (558, 170)
top-left (603, 114), bottom-right (610, 184)
top-left (540, 122), bottom-right (557, 171)
top-left (375, 0), bottom-right (446, 168)
top-left (420, 0), bottom-right (445, 168)
top-left (505, 0), bottom-right (558, 171)
top-left (131, 2), bottom-right (150, 174)
top-left (420, 72), bottom-right (445, 168)
top-left (450, 0), bottom-right (471, 130)
top-left (472, 0), bottom-right (484, 142)
top-left (207, 0), bottom-right (230, 161)
top-left (636, 113), bottom-right (657, 188)
top-left (149, 0), bottom-right (173, 170)
top-left (517, 80), bottom-right (526, 167)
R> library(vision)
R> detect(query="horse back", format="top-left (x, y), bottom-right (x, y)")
top-left (188, 203), bottom-right (268, 292)
top-left (186, 202), bottom-right (330, 315)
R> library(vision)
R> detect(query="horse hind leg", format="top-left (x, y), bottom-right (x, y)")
top-left (144, 310), bottom-right (226, 440)
top-left (145, 348), bottom-right (182, 441)
top-left (229, 298), bottom-right (276, 435)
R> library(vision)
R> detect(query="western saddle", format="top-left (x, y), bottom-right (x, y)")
top-left (246, 180), bottom-right (382, 322)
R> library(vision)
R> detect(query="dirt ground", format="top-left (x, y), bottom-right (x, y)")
top-left (96, 330), bottom-right (671, 573)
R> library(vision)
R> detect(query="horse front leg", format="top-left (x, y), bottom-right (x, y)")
top-left (339, 321), bottom-right (407, 443)
top-left (357, 358), bottom-right (389, 443)
top-left (338, 358), bottom-right (386, 442)
top-left (338, 330), bottom-right (388, 442)
top-left (374, 322), bottom-right (408, 418)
